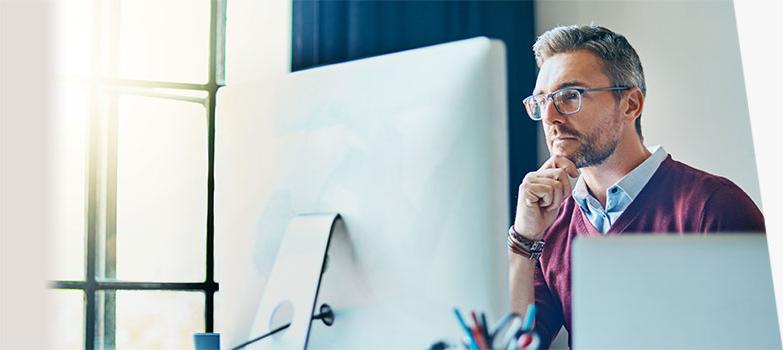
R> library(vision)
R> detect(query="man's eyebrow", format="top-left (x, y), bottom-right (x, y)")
top-left (533, 81), bottom-right (588, 95)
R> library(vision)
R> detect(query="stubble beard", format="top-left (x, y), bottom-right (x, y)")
top-left (571, 131), bottom-right (620, 168)
top-left (552, 121), bottom-right (621, 168)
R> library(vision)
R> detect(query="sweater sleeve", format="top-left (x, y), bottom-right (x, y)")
top-left (699, 184), bottom-right (766, 233)
top-left (533, 264), bottom-right (565, 349)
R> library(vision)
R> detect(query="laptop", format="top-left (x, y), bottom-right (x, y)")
top-left (571, 234), bottom-right (781, 349)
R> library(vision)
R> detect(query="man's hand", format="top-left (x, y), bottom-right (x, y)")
top-left (513, 155), bottom-right (579, 241)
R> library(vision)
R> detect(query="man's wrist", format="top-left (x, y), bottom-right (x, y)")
top-left (512, 224), bottom-right (544, 241)
top-left (507, 225), bottom-right (546, 260)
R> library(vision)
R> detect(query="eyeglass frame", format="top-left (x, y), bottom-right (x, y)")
top-left (523, 85), bottom-right (632, 121)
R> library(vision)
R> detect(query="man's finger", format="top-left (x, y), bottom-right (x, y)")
top-left (548, 180), bottom-right (564, 212)
top-left (524, 191), bottom-right (539, 207)
top-left (530, 174), bottom-right (568, 211)
top-left (555, 167), bottom-right (573, 200)
top-left (537, 168), bottom-right (566, 181)
top-left (541, 155), bottom-right (580, 178)
top-left (527, 183), bottom-right (555, 208)
top-left (526, 171), bottom-right (572, 209)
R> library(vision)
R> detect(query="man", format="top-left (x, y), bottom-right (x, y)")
top-left (508, 25), bottom-right (765, 349)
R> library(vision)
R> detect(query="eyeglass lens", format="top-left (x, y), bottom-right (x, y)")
top-left (553, 89), bottom-right (582, 115)
top-left (525, 88), bottom-right (582, 120)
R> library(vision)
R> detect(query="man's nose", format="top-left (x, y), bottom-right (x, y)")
top-left (542, 99), bottom-right (566, 126)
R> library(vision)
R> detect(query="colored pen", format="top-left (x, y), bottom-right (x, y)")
top-left (471, 324), bottom-right (489, 350)
top-left (490, 312), bottom-right (521, 350)
top-left (470, 311), bottom-right (488, 350)
top-left (517, 332), bottom-right (540, 350)
top-left (480, 312), bottom-right (490, 344)
top-left (518, 333), bottom-right (533, 348)
top-left (453, 308), bottom-right (480, 350)
top-left (522, 304), bottom-right (537, 332)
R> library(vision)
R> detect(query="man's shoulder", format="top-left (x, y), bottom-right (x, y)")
top-left (654, 155), bottom-right (740, 196)
top-left (655, 156), bottom-right (764, 231)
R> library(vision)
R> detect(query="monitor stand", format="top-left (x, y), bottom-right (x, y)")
top-left (247, 213), bottom-right (340, 350)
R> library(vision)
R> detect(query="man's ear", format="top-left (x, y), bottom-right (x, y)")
top-left (623, 87), bottom-right (644, 121)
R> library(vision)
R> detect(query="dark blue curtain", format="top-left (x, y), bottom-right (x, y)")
top-left (292, 0), bottom-right (539, 224)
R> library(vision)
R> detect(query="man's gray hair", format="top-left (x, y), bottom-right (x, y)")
top-left (533, 25), bottom-right (646, 140)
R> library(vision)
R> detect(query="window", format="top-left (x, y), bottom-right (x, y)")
top-left (49, 1), bottom-right (225, 348)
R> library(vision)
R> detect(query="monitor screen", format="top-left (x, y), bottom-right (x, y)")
top-left (215, 37), bottom-right (510, 348)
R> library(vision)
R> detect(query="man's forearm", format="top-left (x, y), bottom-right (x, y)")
top-left (508, 252), bottom-right (537, 315)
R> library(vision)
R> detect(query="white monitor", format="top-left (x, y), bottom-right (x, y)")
top-left (215, 37), bottom-right (511, 348)
top-left (572, 234), bottom-right (781, 349)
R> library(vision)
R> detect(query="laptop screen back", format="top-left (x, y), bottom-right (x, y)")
top-left (572, 234), bottom-right (780, 349)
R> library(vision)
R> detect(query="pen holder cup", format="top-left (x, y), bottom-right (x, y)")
top-left (193, 332), bottom-right (220, 350)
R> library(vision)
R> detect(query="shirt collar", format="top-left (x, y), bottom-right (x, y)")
top-left (572, 145), bottom-right (668, 210)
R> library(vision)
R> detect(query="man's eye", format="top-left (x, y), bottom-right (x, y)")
top-left (563, 91), bottom-right (580, 100)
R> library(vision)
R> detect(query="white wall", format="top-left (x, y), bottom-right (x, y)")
top-left (734, 1), bottom-right (783, 343)
top-left (215, 0), bottom-right (291, 347)
top-left (224, 0), bottom-right (291, 84)
top-left (535, 0), bottom-right (762, 207)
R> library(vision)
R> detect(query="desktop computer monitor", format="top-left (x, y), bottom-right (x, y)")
top-left (572, 234), bottom-right (781, 349)
top-left (215, 37), bottom-right (511, 348)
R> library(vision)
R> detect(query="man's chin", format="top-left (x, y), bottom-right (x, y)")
top-left (551, 149), bottom-right (580, 167)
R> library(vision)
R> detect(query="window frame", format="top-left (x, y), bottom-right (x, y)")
top-left (48, 1), bottom-right (225, 348)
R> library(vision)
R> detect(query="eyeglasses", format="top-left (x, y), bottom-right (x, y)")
top-left (523, 85), bottom-right (631, 121)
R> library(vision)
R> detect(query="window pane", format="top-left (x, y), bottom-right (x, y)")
top-left (118, 0), bottom-right (211, 83)
top-left (49, 84), bottom-right (88, 280)
top-left (116, 95), bottom-right (206, 281)
top-left (115, 291), bottom-right (203, 349)
top-left (48, 289), bottom-right (84, 349)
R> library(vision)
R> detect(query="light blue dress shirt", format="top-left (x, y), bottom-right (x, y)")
top-left (572, 145), bottom-right (669, 234)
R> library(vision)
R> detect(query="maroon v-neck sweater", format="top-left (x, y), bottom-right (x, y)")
top-left (531, 155), bottom-right (765, 348)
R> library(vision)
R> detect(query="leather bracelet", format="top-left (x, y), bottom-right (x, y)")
top-left (507, 225), bottom-right (545, 260)
top-left (507, 235), bottom-right (541, 260)
top-left (507, 235), bottom-right (531, 256)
